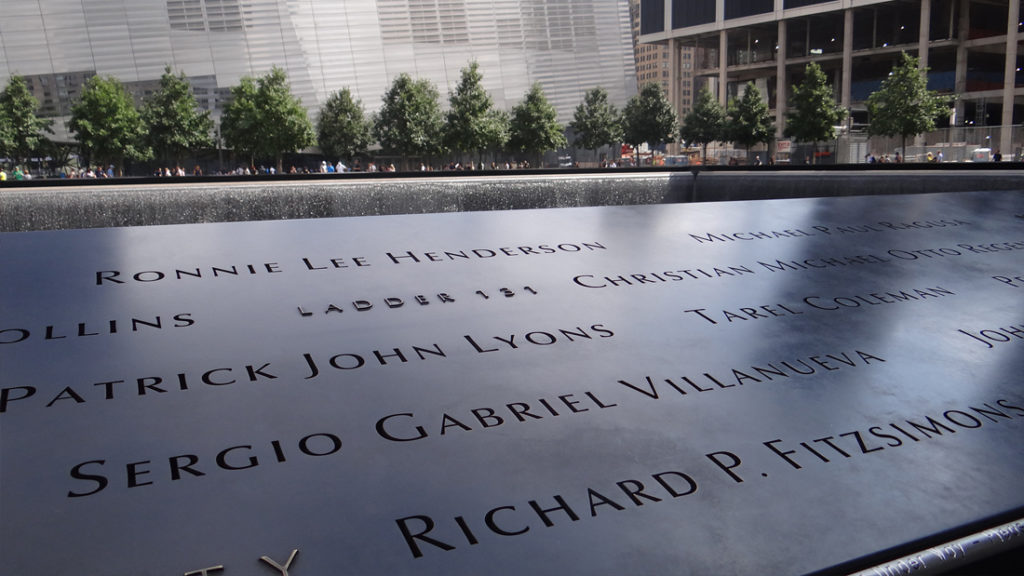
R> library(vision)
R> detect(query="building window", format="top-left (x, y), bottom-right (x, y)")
top-left (673, 0), bottom-right (715, 29)
top-left (21, 71), bottom-right (95, 118)
top-left (725, 0), bottom-right (773, 20)
top-left (784, 0), bottom-right (831, 8)
top-left (641, 0), bottom-right (665, 35)
top-left (167, 0), bottom-right (205, 31)
top-left (167, 0), bottom-right (242, 32)
top-left (206, 0), bottom-right (242, 32)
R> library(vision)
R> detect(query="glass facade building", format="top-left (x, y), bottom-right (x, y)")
top-left (0, 0), bottom-right (637, 141)
top-left (640, 0), bottom-right (1024, 161)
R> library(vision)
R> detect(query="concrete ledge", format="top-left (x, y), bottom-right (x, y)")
top-left (1, 168), bottom-right (1020, 231)
top-left (689, 170), bottom-right (1024, 201)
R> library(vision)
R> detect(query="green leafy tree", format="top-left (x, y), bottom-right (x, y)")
top-left (570, 86), bottom-right (621, 156)
top-left (679, 85), bottom-right (725, 164)
top-left (621, 83), bottom-right (676, 166)
top-left (0, 75), bottom-right (53, 165)
top-left (0, 114), bottom-right (11, 162)
top-left (221, 67), bottom-right (314, 173)
top-left (784, 62), bottom-right (846, 163)
top-left (220, 76), bottom-right (259, 168)
top-left (141, 66), bottom-right (214, 167)
top-left (375, 73), bottom-right (444, 169)
top-left (867, 52), bottom-right (950, 158)
top-left (726, 82), bottom-right (775, 160)
top-left (256, 67), bottom-right (315, 173)
top-left (482, 109), bottom-right (511, 161)
top-left (39, 138), bottom-right (76, 174)
top-left (508, 82), bottom-right (566, 167)
top-left (444, 61), bottom-right (505, 165)
top-left (317, 87), bottom-right (372, 162)
top-left (69, 75), bottom-right (150, 175)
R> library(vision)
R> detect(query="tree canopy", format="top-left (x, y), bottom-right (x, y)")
top-left (508, 82), bottom-right (566, 165)
top-left (375, 73), bottom-right (444, 167)
top-left (570, 86), bottom-right (621, 153)
top-left (726, 82), bottom-right (775, 157)
top-left (784, 62), bottom-right (846, 148)
top-left (69, 75), bottom-right (150, 175)
top-left (0, 109), bottom-right (11, 162)
top-left (220, 76), bottom-right (259, 167)
top-left (141, 66), bottom-right (213, 166)
top-left (867, 52), bottom-right (950, 156)
top-left (221, 67), bottom-right (314, 172)
top-left (679, 85), bottom-right (725, 164)
top-left (317, 87), bottom-right (372, 162)
top-left (255, 67), bottom-right (315, 172)
top-left (621, 83), bottom-right (677, 165)
top-left (482, 109), bottom-right (511, 161)
top-left (444, 61), bottom-right (506, 162)
top-left (0, 75), bottom-right (53, 164)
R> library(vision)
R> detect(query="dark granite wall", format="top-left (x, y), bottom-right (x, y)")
top-left (1, 169), bottom-right (1020, 231)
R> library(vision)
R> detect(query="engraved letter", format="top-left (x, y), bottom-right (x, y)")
top-left (0, 386), bottom-right (36, 413)
top-left (68, 460), bottom-right (109, 498)
top-left (184, 567), bottom-right (224, 576)
top-left (706, 451), bottom-right (744, 482)
top-left (396, 515), bottom-right (456, 558)
top-left (260, 549), bottom-right (299, 575)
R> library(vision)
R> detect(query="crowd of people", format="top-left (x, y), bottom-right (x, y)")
top-left (866, 150), bottom-right (946, 163)
top-left (1, 165), bottom-right (118, 180)
top-left (147, 158), bottom-right (537, 176)
top-left (2, 147), bottom-right (1020, 181)
top-left (0, 166), bottom-right (28, 180)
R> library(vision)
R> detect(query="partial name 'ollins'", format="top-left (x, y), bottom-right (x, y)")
top-left (0, 313), bottom-right (195, 345)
